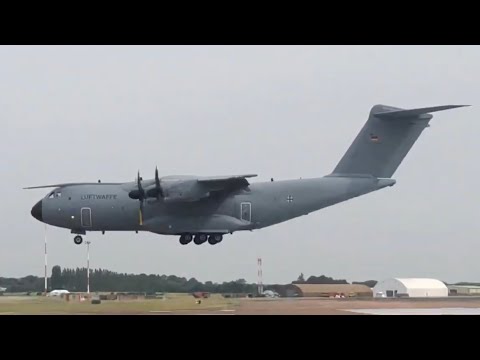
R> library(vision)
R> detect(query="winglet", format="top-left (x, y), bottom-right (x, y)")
top-left (373, 105), bottom-right (470, 120)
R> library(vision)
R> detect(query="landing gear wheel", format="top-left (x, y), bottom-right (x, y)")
top-left (194, 233), bottom-right (207, 245)
top-left (208, 234), bottom-right (223, 245)
top-left (73, 235), bottom-right (83, 245)
top-left (180, 234), bottom-right (193, 245)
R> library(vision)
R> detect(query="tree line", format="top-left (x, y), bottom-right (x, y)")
top-left (0, 266), bottom-right (379, 294)
top-left (293, 273), bottom-right (377, 288)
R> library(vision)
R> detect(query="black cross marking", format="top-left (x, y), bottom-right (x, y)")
top-left (286, 195), bottom-right (293, 202)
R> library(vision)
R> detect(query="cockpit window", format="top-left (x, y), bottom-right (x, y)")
top-left (47, 191), bottom-right (62, 199)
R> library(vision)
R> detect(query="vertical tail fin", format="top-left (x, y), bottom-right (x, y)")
top-left (332, 104), bottom-right (469, 178)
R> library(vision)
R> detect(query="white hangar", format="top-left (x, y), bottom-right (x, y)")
top-left (373, 278), bottom-right (448, 298)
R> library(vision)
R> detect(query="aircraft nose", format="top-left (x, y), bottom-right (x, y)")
top-left (31, 200), bottom-right (43, 222)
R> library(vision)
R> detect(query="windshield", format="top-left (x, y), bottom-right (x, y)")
top-left (46, 190), bottom-right (62, 199)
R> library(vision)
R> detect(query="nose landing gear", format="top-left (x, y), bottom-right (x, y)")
top-left (74, 235), bottom-right (83, 245)
top-left (71, 230), bottom-right (86, 245)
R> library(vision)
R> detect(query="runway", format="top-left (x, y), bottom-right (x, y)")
top-left (232, 297), bottom-right (480, 315)
top-left (344, 307), bottom-right (480, 315)
top-left (149, 309), bottom-right (236, 315)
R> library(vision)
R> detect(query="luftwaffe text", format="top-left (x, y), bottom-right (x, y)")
top-left (81, 194), bottom-right (117, 200)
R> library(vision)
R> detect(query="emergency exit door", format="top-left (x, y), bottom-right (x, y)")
top-left (81, 207), bottom-right (92, 227)
top-left (240, 202), bottom-right (251, 222)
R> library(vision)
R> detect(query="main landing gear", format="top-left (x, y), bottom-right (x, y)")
top-left (179, 233), bottom-right (223, 245)
top-left (74, 235), bottom-right (83, 245)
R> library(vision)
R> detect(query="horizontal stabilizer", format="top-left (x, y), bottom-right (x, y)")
top-left (374, 105), bottom-right (470, 120)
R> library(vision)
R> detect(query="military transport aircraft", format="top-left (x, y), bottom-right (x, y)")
top-left (26, 104), bottom-right (469, 246)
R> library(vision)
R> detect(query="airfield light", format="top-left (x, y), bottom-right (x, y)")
top-left (86, 241), bottom-right (91, 294)
top-left (44, 224), bottom-right (47, 295)
top-left (257, 258), bottom-right (263, 295)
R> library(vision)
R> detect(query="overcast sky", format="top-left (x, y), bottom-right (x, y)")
top-left (1, 45), bottom-right (478, 285)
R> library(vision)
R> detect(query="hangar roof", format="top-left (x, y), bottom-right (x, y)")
top-left (288, 283), bottom-right (372, 295)
top-left (394, 278), bottom-right (447, 289)
top-left (448, 285), bottom-right (480, 289)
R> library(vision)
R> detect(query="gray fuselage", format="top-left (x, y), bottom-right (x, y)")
top-left (33, 175), bottom-right (395, 236)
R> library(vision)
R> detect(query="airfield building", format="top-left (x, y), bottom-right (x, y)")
top-left (448, 285), bottom-right (480, 296)
top-left (277, 284), bottom-right (372, 298)
top-left (373, 278), bottom-right (448, 298)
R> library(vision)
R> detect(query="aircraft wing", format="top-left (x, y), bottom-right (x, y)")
top-left (158, 174), bottom-right (257, 203)
top-left (23, 182), bottom-right (122, 189)
top-left (197, 174), bottom-right (257, 186)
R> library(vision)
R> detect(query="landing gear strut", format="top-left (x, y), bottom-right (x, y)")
top-left (74, 235), bottom-right (83, 245)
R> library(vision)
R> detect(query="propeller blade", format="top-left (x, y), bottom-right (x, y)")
top-left (130, 170), bottom-right (145, 225)
top-left (138, 171), bottom-right (146, 198)
top-left (155, 166), bottom-right (163, 198)
top-left (146, 166), bottom-right (163, 199)
top-left (139, 201), bottom-right (144, 226)
top-left (129, 170), bottom-right (146, 200)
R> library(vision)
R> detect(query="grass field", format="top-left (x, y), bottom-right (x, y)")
top-left (0, 293), bottom-right (239, 314)
top-left (4, 294), bottom-right (480, 315)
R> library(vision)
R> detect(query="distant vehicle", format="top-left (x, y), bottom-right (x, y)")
top-left (0, 287), bottom-right (6, 293)
top-left (262, 290), bottom-right (280, 298)
top-left (48, 289), bottom-right (70, 297)
top-left (192, 292), bottom-right (210, 299)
